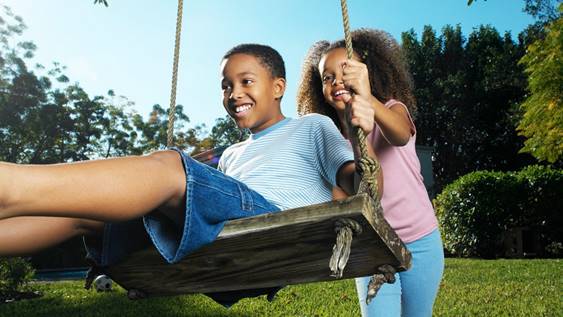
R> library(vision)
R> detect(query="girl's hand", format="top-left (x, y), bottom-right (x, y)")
top-left (341, 59), bottom-right (377, 135)
top-left (342, 59), bottom-right (372, 97)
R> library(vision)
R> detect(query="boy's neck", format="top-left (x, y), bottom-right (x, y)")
top-left (249, 100), bottom-right (285, 134)
top-left (250, 114), bottom-right (287, 136)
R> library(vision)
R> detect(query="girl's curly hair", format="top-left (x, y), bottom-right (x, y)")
top-left (297, 28), bottom-right (416, 129)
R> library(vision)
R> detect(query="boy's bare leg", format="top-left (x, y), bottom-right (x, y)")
top-left (0, 217), bottom-right (103, 257)
top-left (0, 150), bottom-right (186, 222)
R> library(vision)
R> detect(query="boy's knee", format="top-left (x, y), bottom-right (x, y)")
top-left (146, 150), bottom-right (182, 170)
top-left (145, 150), bottom-right (186, 203)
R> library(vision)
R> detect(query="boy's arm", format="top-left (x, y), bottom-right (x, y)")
top-left (336, 141), bottom-right (383, 198)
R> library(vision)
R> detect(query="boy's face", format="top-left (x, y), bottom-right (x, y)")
top-left (220, 53), bottom-right (285, 133)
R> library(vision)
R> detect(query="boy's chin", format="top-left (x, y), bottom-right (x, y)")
top-left (232, 118), bottom-right (252, 130)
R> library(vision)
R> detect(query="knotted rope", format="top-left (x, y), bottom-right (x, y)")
top-left (330, 218), bottom-right (363, 278)
top-left (329, 0), bottom-right (394, 304)
top-left (339, 0), bottom-right (381, 202)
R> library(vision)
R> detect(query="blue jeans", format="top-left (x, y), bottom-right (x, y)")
top-left (355, 229), bottom-right (444, 317)
top-left (144, 148), bottom-right (280, 263)
top-left (85, 148), bottom-right (279, 266)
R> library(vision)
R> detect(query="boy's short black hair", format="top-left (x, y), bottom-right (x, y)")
top-left (223, 44), bottom-right (286, 79)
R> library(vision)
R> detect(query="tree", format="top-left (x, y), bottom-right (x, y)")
top-left (93, 0), bottom-right (108, 7)
top-left (517, 5), bottom-right (563, 163)
top-left (524, 0), bottom-right (562, 23)
top-left (208, 116), bottom-right (248, 148)
top-left (402, 25), bottom-right (534, 192)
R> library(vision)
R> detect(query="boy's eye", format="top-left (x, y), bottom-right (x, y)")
top-left (242, 79), bottom-right (254, 85)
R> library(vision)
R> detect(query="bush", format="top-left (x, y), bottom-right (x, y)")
top-left (0, 257), bottom-right (35, 298)
top-left (435, 165), bottom-right (562, 258)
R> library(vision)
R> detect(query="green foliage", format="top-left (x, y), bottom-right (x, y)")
top-left (93, 0), bottom-right (108, 7)
top-left (435, 166), bottom-right (563, 257)
top-left (0, 258), bottom-right (35, 297)
top-left (0, 6), bottom-right (231, 165)
top-left (208, 115), bottom-right (249, 148)
top-left (468, 0), bottom-right (561, 24)
top-left (517, 5), bottom-right (563, 163)
top-left (1, 259), bottom-right (561, 316)
top-left (402, 24), bottom-right (533, 192)
top-left (524, 0), bottom-right (562, 23)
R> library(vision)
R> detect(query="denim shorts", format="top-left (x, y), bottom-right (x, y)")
top-left (145, 148), bottom-right (280, 263)
top-left (84, 148), bottom-right (280, 266)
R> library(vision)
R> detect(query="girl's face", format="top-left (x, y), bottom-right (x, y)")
top-left (220, 53), bottom-right (285, 133)
top-left (318, 47), bottom-right (360, 112)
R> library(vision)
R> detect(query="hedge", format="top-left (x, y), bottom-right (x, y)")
top-left (435, 165), bottom-right (562, 258)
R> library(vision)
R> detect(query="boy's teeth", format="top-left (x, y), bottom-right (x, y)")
top-left (235, 104), bottom-right (252, 113)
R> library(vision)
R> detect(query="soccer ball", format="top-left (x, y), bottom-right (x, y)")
top-left (93, 274), bottom-right (113, 292)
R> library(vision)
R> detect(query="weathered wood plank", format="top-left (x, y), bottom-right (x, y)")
top-left (106, 193), bottom-right (411, 296)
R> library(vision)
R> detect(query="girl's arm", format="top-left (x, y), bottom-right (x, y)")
top-left (342, 59), bottom-right (414, 146)
top-left (335, 58), bottom-right (397, 198)
top-left (371, 98), bottom-right (414, 146)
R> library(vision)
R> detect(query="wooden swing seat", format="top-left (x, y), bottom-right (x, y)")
top-left (105, 193), bottom-right (411, 296)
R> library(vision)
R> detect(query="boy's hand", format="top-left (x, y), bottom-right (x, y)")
top-left (341, 59), bottom-right (376, 135)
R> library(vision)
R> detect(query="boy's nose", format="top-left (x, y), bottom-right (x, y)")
top-left (229, 86), bottom-right (243, 99)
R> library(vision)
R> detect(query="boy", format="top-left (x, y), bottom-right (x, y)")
top-left (0, 44), bottom-right (381, 278)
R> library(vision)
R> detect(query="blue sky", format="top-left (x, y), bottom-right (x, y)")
top-left (3, 0), bottom-right (534, 130)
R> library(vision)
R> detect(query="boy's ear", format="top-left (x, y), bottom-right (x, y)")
top-left (273, 77), bottom-right (286, 100)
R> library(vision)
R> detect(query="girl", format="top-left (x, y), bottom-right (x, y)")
top-left (297, 29), bottom-right (444, 317)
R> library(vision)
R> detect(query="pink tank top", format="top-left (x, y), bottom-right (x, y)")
top-left (368, 99), bottom-right (438, 243)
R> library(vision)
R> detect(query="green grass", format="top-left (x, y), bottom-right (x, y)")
top-left (0, 259), bottom-right (560, 317)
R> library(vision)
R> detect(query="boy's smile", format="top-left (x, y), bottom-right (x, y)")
top-left (220, 53), bottom-right (285, 133)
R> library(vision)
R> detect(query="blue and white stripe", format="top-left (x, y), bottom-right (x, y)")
top-left (218, 114), bottom-right (354, 210)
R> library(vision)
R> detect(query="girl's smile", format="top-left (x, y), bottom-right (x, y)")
top-left (318, 47), bottom-right (359, 111)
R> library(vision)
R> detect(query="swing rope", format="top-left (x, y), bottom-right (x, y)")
top-left (339, 0), bottom-right (381, 205)
top-left (331, 1), bottom-right (384, 277)
top-left (333, 0), bottom-right (395, 304)
top-left (167, 0), bottom-right (184, 148)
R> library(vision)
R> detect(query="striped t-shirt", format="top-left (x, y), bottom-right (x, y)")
top-left (218, 114), bottom-right (354, 210)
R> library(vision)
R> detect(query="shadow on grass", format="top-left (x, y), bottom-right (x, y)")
top-left (0, 290), bottom-right (253, 317)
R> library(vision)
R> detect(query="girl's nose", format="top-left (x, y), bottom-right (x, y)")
top-left (332, 77), bottom-right (344, 86)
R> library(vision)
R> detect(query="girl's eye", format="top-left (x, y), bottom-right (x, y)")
top-left (322, 75), bottom-right (333, 83)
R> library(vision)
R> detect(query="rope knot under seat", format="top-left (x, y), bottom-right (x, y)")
top-left (366, 264), bottom-right (397, 304)
top-left (330, 218), bottom-right (363, 278)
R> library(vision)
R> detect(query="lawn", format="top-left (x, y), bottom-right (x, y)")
top-left (0, 259), bottom-right (560, 317)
